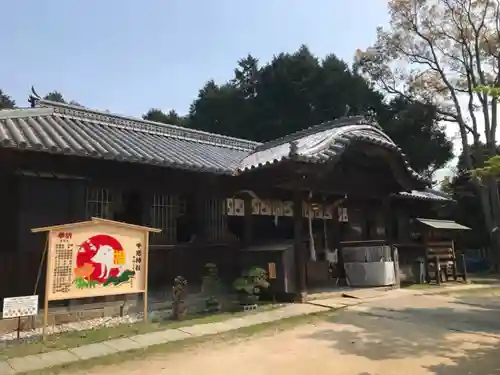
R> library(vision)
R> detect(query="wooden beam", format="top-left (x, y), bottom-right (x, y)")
top-left (243, 196), bottom-right (253, 246)
top-left (293, 178), bottom-right (307, 300)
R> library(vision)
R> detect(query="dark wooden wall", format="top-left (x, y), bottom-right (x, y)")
top-left (0, 147), bottom-right (446, 301)
top-left (0, 149), bottom-right (247, 301)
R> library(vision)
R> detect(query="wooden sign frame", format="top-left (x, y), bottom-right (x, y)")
top-left (32, 217), bottom-right (161, 339)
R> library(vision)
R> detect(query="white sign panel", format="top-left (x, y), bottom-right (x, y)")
top-left (2, 295), bottom-right (39, 319)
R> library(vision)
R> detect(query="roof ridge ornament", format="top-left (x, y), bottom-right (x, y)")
top-left (344, 105), bottom-right (351, 117)
top-left (28, 86), bottom-right (41, 108)
top-left (289, 141), bottom-right (298, 157)
top-left (364, 109), bottom-right (377, 125)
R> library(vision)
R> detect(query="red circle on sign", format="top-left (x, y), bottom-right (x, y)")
top-left (76, 234), bottom-right (124, 283)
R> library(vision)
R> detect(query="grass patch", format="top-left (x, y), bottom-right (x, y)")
top-left (24, 309), bottom-right (336, 375)
top-left (0, 304), bottom-right (280, 361)
top-left (400, 283), bottom-right (441, 290)
top-left (469, 274), bottom-right (500, 285)
top-left (446, 285), bottom-right (500, 297)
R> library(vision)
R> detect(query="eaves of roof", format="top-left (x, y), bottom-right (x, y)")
top-left (0, 101), bottom-right (259, 174)
top-left (395, 189), bottom-right (454, 202)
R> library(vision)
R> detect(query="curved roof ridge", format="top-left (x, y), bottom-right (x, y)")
top-left (253, 116), bottom-right (376, 153)
top-left (237, 117), bottom-right (430, 186)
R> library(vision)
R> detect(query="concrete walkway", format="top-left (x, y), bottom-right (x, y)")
top-left (0, 303), bottom-right (330, 374)
top-left (2, 282), bottom-right (498, 374)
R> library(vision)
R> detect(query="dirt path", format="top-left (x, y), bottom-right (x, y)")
top-left (74, 293), bottom-right (500, 375)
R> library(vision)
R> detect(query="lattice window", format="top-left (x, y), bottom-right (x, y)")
top-left (86, 187), bottom-right (114, 219)
top-left (203, 197), bottom-right (227, 241)
top-left (150, 193), bottom-right (183, 244)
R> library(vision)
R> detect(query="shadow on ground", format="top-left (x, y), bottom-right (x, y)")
top-left (304, 296), bottom-right (500, 375)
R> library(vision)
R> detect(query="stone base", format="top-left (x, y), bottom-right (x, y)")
top-left (294, 292), bottom-right (308, 303)
top-left (242, 304), bottom-right (258, 312)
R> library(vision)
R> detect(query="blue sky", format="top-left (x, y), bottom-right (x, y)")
top-left (2, 0), bottom-right (390, 116)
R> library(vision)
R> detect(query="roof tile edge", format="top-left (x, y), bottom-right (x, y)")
top-left (0, 107), bottom-right (54, 119)
top-left (252, 116), bottom-right (375, 153)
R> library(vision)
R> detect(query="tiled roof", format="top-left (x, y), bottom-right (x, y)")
top-left (0, 101), bottom-right (259, 174)
top-left (0, 102), bottom-right (430, 191)
top-left (236, 116), bottom-right (428, 184)
top-left (396, 189), bottom-right (453, 202)
top-left (416, 218), bottom-right (470, 230)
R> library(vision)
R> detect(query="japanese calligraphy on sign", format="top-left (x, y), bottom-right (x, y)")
top-left (31, 218), bottom-right (160, 301)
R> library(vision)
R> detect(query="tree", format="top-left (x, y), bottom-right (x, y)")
top-left (186, 46), bottom-right (453, 177)
top-left (473, 85), bottom-right (500, 176)
top-left (444, 145), bottom-right (488, 249)
top-left (143, 108), bottom-right (186, 126)
top-left (0, 89), bottom-right (15, 109)
top-left (475, 84), bottom-right (500, 98)
top-left (443, 171), bottom-right (490, 248)
top-left (251, 46), bottom-right (323, 140)
top-left (379, 96), bottom-right (454, 181)
top-left (42, 91), bottom-right (84, 107)
top-left (476, 155), bottom-right (500, 177)
top-left (188, 80), bottom-right (247, 137)
top-left (69, 100), bottom-right (84, 107)
top-left (43, 91), bottom-right (66, 103)
top-left (356, 0), bottom-right (500, 267)
top-left (445, 142), bottom-right (500, 258)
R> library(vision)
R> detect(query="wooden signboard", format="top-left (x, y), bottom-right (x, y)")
top-left (32, 218), bottom-right (161, 338)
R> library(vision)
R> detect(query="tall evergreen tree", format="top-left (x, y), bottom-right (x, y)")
top-left (185, 46), bottom-right (453, 177)
top-left (43, 91), bottom-right (66, 103)
top-left (0, 89), bottom-right (16, 109)
top-left (143, 108), bottom-right (186, 126)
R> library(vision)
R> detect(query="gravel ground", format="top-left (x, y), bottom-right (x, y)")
top-left (69, 293), bottom-right (500, 375)
top-left (0, 313), bottom-right (145, 343)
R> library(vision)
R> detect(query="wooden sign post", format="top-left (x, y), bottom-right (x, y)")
top-left (31, 218), bottom-right (160, 340)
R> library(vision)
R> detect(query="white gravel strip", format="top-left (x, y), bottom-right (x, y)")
top-left (0, 312), bottom-right (146, 343)
top-left (0, 303), bottom-right (282, 344)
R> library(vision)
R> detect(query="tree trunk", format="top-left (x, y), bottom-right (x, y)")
top-left (460, 129), bottom-right (500, 270)
top-left (308, 213), bottom-right (316, 261)
top-left (486, 141), bottom-right (500, 271)
top-left (476, 183), bottom-right (500, 270)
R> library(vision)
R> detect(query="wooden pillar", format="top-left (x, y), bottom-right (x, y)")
top-left (243, 196), bottom-right (253, 246)
top-left (383, 198), bottom-right (394, 246)
top-left (391, 246), bottom-right (401, 288)
top-left (423, 231), bottom-right (430, 283)
top-left (384, 198), bottom-right (399, 288)
top-left (435, 255), bottom-right (441, 285)
top-left (460, 253), bottom-right (468, 282)
top-left (451, 240), bottom-right (458, 281)
top-left (332, 205), bottom-right (345, 279)
top-left (293, 187), bottom-right (307, 301)
top-left (237, 195), bottom-right (253, 275)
